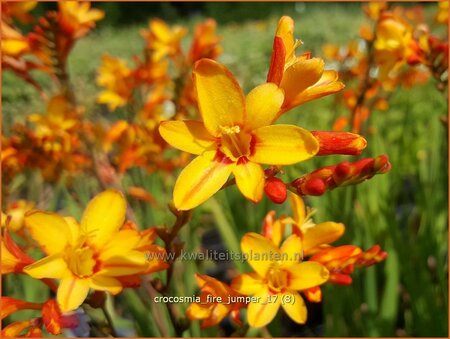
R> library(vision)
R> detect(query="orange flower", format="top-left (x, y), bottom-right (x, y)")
top-left (58, 1), bottom-right (104, 38)
top-left (187, 274), bottom-right (244, 328)
top-left (188, 19), bottom-right (222, 64)
top-left (159, 59), bottom-right (319, 210)
top-left (267, 16), bottom-right (344, 113)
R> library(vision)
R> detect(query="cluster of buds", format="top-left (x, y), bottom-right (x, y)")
top-left (291, 154), bottom-right (391, 196)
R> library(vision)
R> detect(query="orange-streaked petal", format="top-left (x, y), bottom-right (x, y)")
top-left (281, 291), bottom-right (307, 324)
top-left (261, 211), bottom-right (285, 247)
top-left (302, 222), bottom-right (345, 254)
top-left (233, 161), bottom-right (264, 203)
top-left (200, 304), bottom-right (230, 329)
top-left (25, 211), bottom-right (69, 255)
top-left (23, 254), bottom-right (68, 280)
top-left (245, 83), bottom-right (284, 130)
top-left (287, 262), bottom-right (329, 290)
top-left (81, 189), bottom-right (127, 248)
top-left (186, 303), bottom-right (211, 320)
top-left (247, 286), bottom-right (281, 328)
top-left (280, 234), bottom-right (303, 267)
top-left (287, 70), bottom-right (344, 109)
top-left (42, 300), bottom-right (63, 335)
top-left (173, 152), bottom-right (235, 210)
top-left (290, 193), bottom-right (306, 225)
top-left (159, 120), bottom-right (215, 155)
top-left (267, 36), bottom-right (286, 85)
top-left (99, 250), bottom-right (148, 276)
top-left (241, 232), bottom-right (279, 277)
top-left (250, 125), bottom-right (319, 165)
top-left (0, 297), bottom-right (41, 321)
top-left (57, 274), bottom-right (90, 312)
top-left (89, 275), bottom-right (123, 294)
top-left (231, 272), bottom-right (264, 295)
top-left (303, 286), bottom-right (322, 303)
top-left (280, 58), bottom-right (324, 108)
top-left (193, 59), bottom-right (245, 136)
top-left (275, 16), bottom-right (295, 62)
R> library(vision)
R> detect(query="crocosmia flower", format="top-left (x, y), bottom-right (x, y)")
top-left (231, 233), bottom-right (329, 327)
top-left (23, 190), bottom-right (149, 312)
top-left (159, 58), bottom-right (319, 210)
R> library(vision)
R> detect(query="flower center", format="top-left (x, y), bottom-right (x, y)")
top-left (267, 266), bottom-right (289, 293)
top-left (66, 246), bottom-right (97, 278)
top-left (219, 125), bottom-right (251, 160)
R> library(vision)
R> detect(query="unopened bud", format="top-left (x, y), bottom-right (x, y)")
top-left (264, 177), bottom-right (287, 204)
top-left (302, 178), bottom-right (327, 196)
top-left (312, 131), bottom-right (367, 156)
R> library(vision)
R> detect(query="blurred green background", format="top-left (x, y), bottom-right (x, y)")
top-left (3, 2), bottom-right (448, 337)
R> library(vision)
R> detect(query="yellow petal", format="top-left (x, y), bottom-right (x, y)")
top-left (23, 254), bottom-right (68, 279)
top-left (250, 125), bottom-right (319, 165)
top-left (193, 59), bottom-right (245, 136)
top-left (173, 152), bottom-right (235, 210)
top-left (64, 217), bottom-right (80, 247)
top-left (81, 190), bottom-right (127, 248)
top-left (2, 40), bottom-right (28, 56)
top-left (57, 274), bottom-right (90, 312)
top-left (302, 222), bottom-right (345, 254)
top-left (275, 16), bottom-right (295, 62)
top-left (99, 229), bottom-right (140, 261)
top-left (233, 161), bottom-right (264, 203)
top-left (287, 262), bottom-right (329, 290)
top-left (287, 70), bottom-right (344, 109)
top-left (290, 193), bottom-right (306, 225)
top-left (159, 120), bottom-right (215, 155)
top-left (280, 234), bottom-right (303, 267)
top-left (281, 291), bottom-right (307, 324)
top-left (241, 232), bottom-right (279, 277)
top-left (280, 58), bottom-right (324, 108)
top-left (245, 83), bottom-right (284, 130)
top-left (99, 250), bottom-right (147, 276)
top-left (186, 303), bottom-right (211, 320)
top-left (89, 275), bottom-right (123, 295)
top-left (231, 272), bottom-right (264, 295)
top-left (247, 286), bottom-right (281, 327)
top-left (25, 211), bottom-right (70, 255)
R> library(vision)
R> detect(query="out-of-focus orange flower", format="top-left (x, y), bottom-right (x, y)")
top-left (160, 59), bottom-right (319, 210)
top-left (187, 274), bottom-right (244, 328)
top-left (363, 2), bottom-right (388, 21)
top-left (1, 297), bottom-right (42, 321)
top-left (23, 190), bottom-right (153, 312)
top-left (96, 54), bottom-right (134, 111)
top-left (1, 200), bottom-right (35, 232)
top-left (1, 21), bottom-right (29, 57)
top-left (1, 319), bottom-right (41, 337)
top-left (436, 0), bottom-right (449, 24)
top-left (374, 13), bottom-right (419, 79)
top-left (2, 1), bottom-right (37, 24)
top-left (267, 16), bottom-right (344, 113)
top-left (141, 19), bottom-right (187, 61)
top-left (188, 19), bottom-right (222, 64)
top-left (232, 233), bottom-right (329, 327)
top-left (58, 1), bottom-right (104, 38)
top-left (1, 226), bottom-right (34, 274)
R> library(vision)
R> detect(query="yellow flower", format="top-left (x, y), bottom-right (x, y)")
top-left (159, 59), bottom-right (319, 210)
top-left (1, 21), bottom-right (29, 57)
top-left (187, 274), bottom-right (244, 328)
top-left (141, 18), bottom-right (187, 61)
top-left (267, 16), bottom-right (344, 113)
top-left (1, 200), bottom-right (35, 232)
top-left (231, 233), bottom-right (329, 327)
top-left (96, 54), bottom-right (134, 112)
top-left (58, 1), bottom-right (104, 38)
top-left (23, 190), bottom-right (149, 312)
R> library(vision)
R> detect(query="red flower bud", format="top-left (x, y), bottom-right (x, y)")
top-left (264, 177), bottom-right (287, 204)
top-left (302, 178), bottom-right (327, 196)
top-left (312, 131), bottom-right (367, 156)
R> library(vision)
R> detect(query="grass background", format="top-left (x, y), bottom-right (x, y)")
top-left (2, 2), bottom-right (448, 337)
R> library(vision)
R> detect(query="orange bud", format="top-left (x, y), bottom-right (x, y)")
top-left (312, 131), bottom-right (367, 156)
top-left (264, 177), bottom-right (287, 204)
top-left (267, 36), bottom-right (286, 85)
top-left (42, 300), bottom-right (63, 335)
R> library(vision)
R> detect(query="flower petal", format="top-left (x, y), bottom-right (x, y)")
top-left (23, 254), bottom-right (68, 279)
top-left (280, 58), bottom-right (324, 109)
top-left (275, 16), bottom-right (296, 62)
top-left (159, 120), bottom-right (215, 155)
top-left (81, 189), bottom-right (127, 248)
top-left (193, 59), bottom-right (245, 136)
top-left (231, 272), bottom-right (264, 296)
top-left (173, 152), bottom-right (235, 210)
top-left (302, 222), bottom-right (345, 254)
top-left (99, 250), bottom-right (148, 276)
top-left (89, 275), bottom-right (123, 295)
top-left (250, 125), bottom-right (319, 165)
top-left (247, 286), bottom-right (281, 328)
top-left (287, 262), bottom-right (329, 291)
top-left (57, 274), bottom-right (90, 312)
top-left (290, 193), bottom-right (306, 225)
top-left (241, 232), bottom-right (279, 277)
top-left (280, 234), bottom-right (303, 267)
top-left (245, 83), bottom-right (284, 130)
top-left (281, 291), bottom-right (307, 324)
top-left (233, 161), bottom-right (265, 203)
top-left (25, 211), bottom-right (70, 255)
